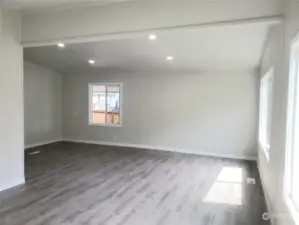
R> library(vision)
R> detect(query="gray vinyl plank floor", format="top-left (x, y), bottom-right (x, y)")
top-left (0, 142), bottom-right (270, 225)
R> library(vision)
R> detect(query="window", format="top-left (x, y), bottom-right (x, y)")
top-left (259, 68), bottom-right (274, 159)
top-left (285, 36), bottom-right (299, 224)
top-left (88, 83), bottom-right (122, 126)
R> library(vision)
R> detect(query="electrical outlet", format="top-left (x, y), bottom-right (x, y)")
top-left (262, 212), bottom-right (271, 221)
top-left (246, 178), bottom-right (256, 184)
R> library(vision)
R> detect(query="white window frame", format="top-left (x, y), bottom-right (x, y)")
top-left (259, 67), bottom-right (274, 160)
top-left (88, 83), bottom-right (123, 127)
top-left (285, 32), bottom-right (299, 225)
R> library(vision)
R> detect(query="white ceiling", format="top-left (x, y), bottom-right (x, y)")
top-left (4, 0), bottom-right (136, 12)
top-left (24, 23), bottom-right (269, 75)
top-left (5, 0), bottom-right (282, 15)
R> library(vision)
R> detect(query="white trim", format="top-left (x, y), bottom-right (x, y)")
top-left (291, 30), bottom-right (299, 48)
top-left (105, 85), bottom-right (108, 124)
top-left (285, 196), bottom-right (299, 225)
top-left (88, 83), bottom-right (93, 125)
top-left (88, 83), bottom-right (123, 127)
top-left (88, 123), bottom-right (122, 128)
top-left (24, 138), bottom-right (257, 161)
top-left (0, 178), bottom-right (25, 193)
top-left (284, 31), bottom-right (299, 225)
top-left (25, 138), bottom-right (63, 149)
top-left (63, 138), bottom-right (257, 161)
top-left (284, 196), bottom-right (299, 225)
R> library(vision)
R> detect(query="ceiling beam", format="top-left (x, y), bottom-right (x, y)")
top-left (22, 0), bottom-right (282, 47)
top-left (23, 16), bottom-right (282, 47)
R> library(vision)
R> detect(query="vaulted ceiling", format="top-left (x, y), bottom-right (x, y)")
top-left (24, 22), bottom-right (271, 74)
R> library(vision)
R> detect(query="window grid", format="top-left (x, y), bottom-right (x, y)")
top-left (88, 83), bottom-right (122, 127)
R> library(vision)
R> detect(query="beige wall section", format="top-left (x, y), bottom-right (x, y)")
top-left (258, 0), bottom-right (299, 224)
top-left (0, 8), bottom-right (24, 191)
top-left (63, 71), bottom-right (258, 160)
top-left (24, 61), bottom-right (63, 147)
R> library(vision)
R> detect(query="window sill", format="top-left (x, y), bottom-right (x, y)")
top-left (88, 123), bottom-right (122, 128)
top-left (263, 148), bottom-right (270, 161)
top-left (260, 142), bottom-right (270, 161)
top-left (285, 196), bottom-right (299, 225)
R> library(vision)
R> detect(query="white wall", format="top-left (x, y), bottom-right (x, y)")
top-left (0, 8), bottom-right (24, 191)
top-left (21, 0), bottom-right (282, 45)
top-left (24, 61), bottom-right (62, 148)
top-left (63, 71), bottom-right (258, 160)
top-left (258, 0), bottom-right (299, 224)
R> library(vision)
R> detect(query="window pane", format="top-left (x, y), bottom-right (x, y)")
top-left (266, 76), bottom-right (273, 148)
top-left (106, 85), bottom-right (120, 125)
top-left (259, 70), bottom-right (273, 152)
top-left (92, 85), bottom-right (106, 124)
top-left (259, 83), bottom-right (267, 144)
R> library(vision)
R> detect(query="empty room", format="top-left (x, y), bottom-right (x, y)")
top-left (0, 0), bottom-right (299, 225)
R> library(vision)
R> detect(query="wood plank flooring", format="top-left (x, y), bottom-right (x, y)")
top-left (0, 142), bottom-right (270, 225)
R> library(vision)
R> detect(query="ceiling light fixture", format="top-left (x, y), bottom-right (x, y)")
top-left (57, 42), bottom-right (65, 48)
top-left (166, 56), bottom-right (174, 61)
top-left (149, 34), bottom-right (157, 40)
top-left (88, 59), bottom-right (95, 64)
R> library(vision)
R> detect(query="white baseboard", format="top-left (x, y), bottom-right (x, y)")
top-left (25, 138), bottom-right (63, 149)
top-left (63, 138), bottom-right (257, 161)
top-left (0, 177), bottom-right (25, 193)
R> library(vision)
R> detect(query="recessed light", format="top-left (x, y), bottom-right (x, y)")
top-left (57, 42), bottom-right (65, 48)
top-left (149, 34), bottom-right (157, 40)
top-left (166, 56), bottom-right (174, 61)
top-left (88, 59), bottom-right (95, 64)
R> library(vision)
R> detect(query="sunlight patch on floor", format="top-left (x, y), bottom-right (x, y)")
top-left (204, 167), bottom-right (243, 205)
